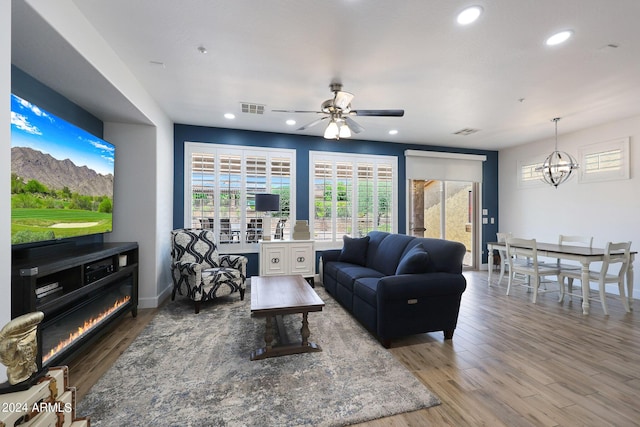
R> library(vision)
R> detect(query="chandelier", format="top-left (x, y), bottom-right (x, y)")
top-left (535, 117), bottom-right (579, 188)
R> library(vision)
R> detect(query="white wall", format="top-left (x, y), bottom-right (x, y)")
top-left (1, 0), bottom-right (11, 384)
top-left (104, 123), bottom-right (174, 308)
top-left (499, 114), bottom-right (640, 299)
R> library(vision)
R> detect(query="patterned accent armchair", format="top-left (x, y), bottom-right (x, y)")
top-left (170, 228), bottom-right (247, 313)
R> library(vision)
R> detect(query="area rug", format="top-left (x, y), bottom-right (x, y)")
top-left (77, 285), bottom-right (440, 426)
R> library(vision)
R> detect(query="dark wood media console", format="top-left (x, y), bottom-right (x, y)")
top-left (11, 242), bottom-right (139, 369)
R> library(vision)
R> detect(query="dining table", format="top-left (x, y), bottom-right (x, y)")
top-left (487, 241), bottom-right (636, 315)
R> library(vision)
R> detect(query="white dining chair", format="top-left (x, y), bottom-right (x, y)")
top-left (506, 238), bottom-right (561, 303)
top-left (552, 235), bottom-right (593, 302)
top-left (495, 232), bottom-right (512, 286)
top-left (557, 241), bottom-right (632, 315)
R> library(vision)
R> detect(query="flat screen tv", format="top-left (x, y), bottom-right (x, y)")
top-left (10, 93), bottom-right (115, 247)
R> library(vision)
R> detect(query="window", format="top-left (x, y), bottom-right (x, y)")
top-left (517, 160), bottom-right (545, 188)
top-left (310, 151), bottom-right (397, 247)
top-left (578, 137), bottom-right (629, 183)
top-left (185, 143), bottom-right (295, 250)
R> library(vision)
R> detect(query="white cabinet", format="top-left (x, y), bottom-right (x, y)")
top-left (259, 240), bottom-right (315, 285)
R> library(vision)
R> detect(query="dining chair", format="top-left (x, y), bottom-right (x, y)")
top-left (198, 218), bottom-right (214, 229)
top-left (506, 237), bottom-right (561, 303)
top-left (219, 218), bottom-right (232, 243)
top-left (246, 218), bottom-right (263, 242)
top-left (557, 241), bottom-right (631, 315)
top-left (552, 235), bottom-right (593, 301)
top-left (495, 232), bottom-right (512, 286)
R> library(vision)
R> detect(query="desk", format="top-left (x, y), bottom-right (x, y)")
top-left (487, 241), bottom-right (636, 315)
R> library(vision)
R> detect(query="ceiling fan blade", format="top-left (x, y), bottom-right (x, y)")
top-left (272, 109), bottom-right (322, 114)
top-left (333, 91), bottom-right (354, 110)
top-left (298, 116), bottom-right (329, 131)
top-left (344, 116), bottom-right (364, 134)
top-left (351, 109), bottom-right (405, 117)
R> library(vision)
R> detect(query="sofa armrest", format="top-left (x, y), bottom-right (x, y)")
top-left (376, 273), bottom-right (467, 301)
top-left (320, 249), bottom-right (342, 264)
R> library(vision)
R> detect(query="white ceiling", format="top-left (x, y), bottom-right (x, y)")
top-left (11, 0), bottom-right (640, 150)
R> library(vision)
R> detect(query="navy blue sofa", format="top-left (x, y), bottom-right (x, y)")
top-left (321, 231), bottom-right (467, 347)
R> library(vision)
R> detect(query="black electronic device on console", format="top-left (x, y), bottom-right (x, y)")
top-left (85, 258), bottom-right (115, 284)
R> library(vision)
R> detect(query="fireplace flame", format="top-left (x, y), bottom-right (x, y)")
top-left (43, 296), bottom-right (131, 364)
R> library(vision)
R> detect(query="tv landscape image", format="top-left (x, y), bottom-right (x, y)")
top-left (10, 93), bottom-right (115, 246)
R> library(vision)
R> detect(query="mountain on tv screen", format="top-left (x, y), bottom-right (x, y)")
top-left (10, 93), bottom-right (115, 247)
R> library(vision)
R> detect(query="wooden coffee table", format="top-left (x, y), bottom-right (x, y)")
top-left (250, 274), bottom-right (325, 360)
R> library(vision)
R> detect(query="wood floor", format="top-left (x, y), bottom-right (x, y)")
top-left (69, 271), bottom-right (640, 426)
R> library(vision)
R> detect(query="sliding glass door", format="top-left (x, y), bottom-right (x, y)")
top-left (409, 180), bottom-right (476, 268)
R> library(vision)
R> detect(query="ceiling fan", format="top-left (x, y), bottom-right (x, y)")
top-left (273, 82), bottom-right (404, 139)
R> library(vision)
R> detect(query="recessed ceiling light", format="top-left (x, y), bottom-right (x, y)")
top-left (388, 129), bottom-right (399, 135)
top-left (286, 119), bottom-right (296, 126)
top-left (457, 6), bottom-right (483, 25)
top-left (546, 30), bottom-right (573, 46)
top-left (224, 113), bottom-right (235, 119)
top-left (197, 46), bottom-right (207, 54)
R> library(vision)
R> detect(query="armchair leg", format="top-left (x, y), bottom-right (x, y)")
top-left (240, 288), bottom-right (245, 301)
top-left (444, 329), bottom-right (454, 340)
top-left (171, 286), bottom-right (177, 301)
top-left (194, 300), bottom-right (201, 314)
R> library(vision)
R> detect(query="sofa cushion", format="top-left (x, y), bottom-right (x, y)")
top-left (395, 244), bottom-right (432, 275)
top-left (353, 277), bottom-right (380, 306)
top-left (366, 233), bottom-right (414, 276)
top-left (336, 265), bottom-right (384, 291)
top-left (338, 235), bottom-right (370, 266)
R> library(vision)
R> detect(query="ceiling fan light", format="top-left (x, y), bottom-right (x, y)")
top-left (339, 122), bottom-right (351, 138)
top-left (324, 120), bottom-right (339, 139)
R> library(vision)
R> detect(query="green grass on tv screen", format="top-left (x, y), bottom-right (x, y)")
top-left (12, 208), bottom-right (112, 244)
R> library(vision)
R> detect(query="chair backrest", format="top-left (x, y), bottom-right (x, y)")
top-left (171, 228), bottom-right (219, 269)
top-left (602, 241), bottom-right (632, 279)
top-left (496, 232), bottom-right (512, 261)
top-left (248, 218), bottom-right (262, 229)
top-left (555, 234), bottom-right (593, 266)
top-left (247, 218), bottom-right (263, 242)
top-left (506, 237), bottom-right (539, 269)
top-left (219, 218), bottom-right (231, 243)
top-left (558, 235), bottom-right (593, 248)
top-left (198, 218), bottom-right (214, 229)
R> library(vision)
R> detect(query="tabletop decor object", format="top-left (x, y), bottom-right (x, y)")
top-left (0, 311), bottom-right (44, 386)
top-left (255, 193), bottom-right (280, 241)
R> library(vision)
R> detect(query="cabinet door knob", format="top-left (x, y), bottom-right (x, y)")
top-left (271, 258), bottom-right (280, 264)
top-left (297, 257), bottom-right (305, 262)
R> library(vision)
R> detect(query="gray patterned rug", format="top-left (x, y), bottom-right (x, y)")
top-left (77, 285), bottom-right (440, 426)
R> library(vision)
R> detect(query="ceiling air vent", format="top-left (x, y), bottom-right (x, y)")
top-left (453, 128), bottom-right (480, 136)
top-left (241, 103), bottom-right (265, 115)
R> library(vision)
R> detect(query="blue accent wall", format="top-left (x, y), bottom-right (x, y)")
top-left (11, 65), bottom-right (103, 137)
top-left (174, 124), bottom-right (499, 274)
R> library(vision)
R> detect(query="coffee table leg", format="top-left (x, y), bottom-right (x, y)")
top-left (300, 312), bottom-right (310, 346)
top-left (265, 316), bottom-right (274, 350)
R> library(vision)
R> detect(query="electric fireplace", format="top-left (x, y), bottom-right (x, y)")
top-left (41, 275), bottom-right (134, 367)
top-left (11, 242), bottom-right (139, 371)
